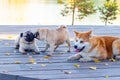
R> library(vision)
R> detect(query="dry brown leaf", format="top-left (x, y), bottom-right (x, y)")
top-left (41, 64), bottom-right (47, 67)
top-left (7, 36), bottom-right (13, 39)
top-left (29, 56), bottom-right (32, 58)
top-left (3, 70), bottom-right (8, 73)
top-left (109, 58), bottom-right (116, 62)
top-left (58, 52), bottom-right (64, 55)
top-left (89, 66), bottom-right (97, 70)
top-left (5, 43), bottom-right (10, 46)
top-left (5, 53), bottom-right (10, 56)
top-left (74, 64), bottom-right (80, 68)
top-left (94, 59), bottom-right (100, 63)
top-left (49, 61), bottom-right (53, 64)
top-left (104, 63), bottom-right (109, 66)
top-left (32, 52), bottom-right (36, 54)
top-left (29, 58), bottom-right (36, 64)
top-left (64, 71), bottom-right (72, 74)
top-left (44, 56), bottom-right (51, 59)
top-left (64, 44), bottom-right (68, 47)
top-left (105, 75), bottom-right (109, 78)
top-left (14, 50), bottom-right (17, 53)
top-left (15, 61), bottom-right (21, 64)
top-left (30, 67), bottom-right (32, 69)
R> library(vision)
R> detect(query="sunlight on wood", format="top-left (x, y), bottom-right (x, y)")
top-left (0, 34), bottom-right (17, 40)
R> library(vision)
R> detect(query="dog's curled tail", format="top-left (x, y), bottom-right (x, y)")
top-left (59, 25), bottom-right (67, 29)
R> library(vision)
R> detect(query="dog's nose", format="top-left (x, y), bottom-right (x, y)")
top-left (74, 45), bottom-right (77, 49)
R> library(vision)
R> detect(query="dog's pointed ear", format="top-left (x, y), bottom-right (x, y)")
top-left (86, 30), bottom-right (92, 35)
top-left (73, 31), bottom-right (79, 36)
top-left (86, 30), bottom-right (92, 37)
top-left (20, 33), bottom-right (23, 37)
top-left (34, 32), bottom-right (39, 38)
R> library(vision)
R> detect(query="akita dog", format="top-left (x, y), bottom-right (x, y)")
top-left (68, 30), bottom-right (120, 62)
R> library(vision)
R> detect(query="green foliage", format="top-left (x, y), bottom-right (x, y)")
top-left (61, 0), bottom-right (96, 25)
top-left (57, 0), bottom-right (64, 4)
top-left (98, 0), bottom-right (119, 25)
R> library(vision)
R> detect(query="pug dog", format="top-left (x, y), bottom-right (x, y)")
top-left (15, 31), bottom-right (40, 54)
top-left (34, 25), bottom-right (71, 56)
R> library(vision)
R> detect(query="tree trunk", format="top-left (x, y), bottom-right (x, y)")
top-left (72, 0), bottom-right (75, 26)
top-left (105, 18), bottom-right (107, 26)
top-left (105, 20), bottom-right (107, 26)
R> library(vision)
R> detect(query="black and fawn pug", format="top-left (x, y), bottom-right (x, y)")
top-left (34, 25), bottom-right (71, 56)
top-left (15, 31), bottom-right (40, 54)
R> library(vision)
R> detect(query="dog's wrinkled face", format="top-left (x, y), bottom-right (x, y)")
top-left (21, 31), bottom-right (35, 42)
top-left (74, 30), bottom-right (92, 52)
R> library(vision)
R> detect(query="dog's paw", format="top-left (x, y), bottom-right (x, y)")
top-left (15, 45), bottom-right (19, 49)
top-left (47, 53), bottom-right (53, 56)
top-left (41, 50), bottom-right (46, 53)
top-left (67, 50), bottom-right (70, 52)
top-left (22, 52), bottom-right (28, 55)
top-left (67, 56), bottom-right (76, 61)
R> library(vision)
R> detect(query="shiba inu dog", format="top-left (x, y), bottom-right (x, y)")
top-left (68, 30), bottom-right (120, 62)
top-left (15, 31), bottom-right (40, 54)
top-left (34, 25), bottom-right (70, 56)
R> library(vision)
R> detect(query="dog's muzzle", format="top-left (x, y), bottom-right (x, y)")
top-left (74, 45), bottom-right (85, 52)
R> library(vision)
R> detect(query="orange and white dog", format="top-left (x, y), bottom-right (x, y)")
top-left (68, 30), bottom-right (120, 62)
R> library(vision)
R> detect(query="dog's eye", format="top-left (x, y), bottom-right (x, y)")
top-left (80, 41), bottom-right (84, 43)
top-left (76, 40), bottom-right (78, 42)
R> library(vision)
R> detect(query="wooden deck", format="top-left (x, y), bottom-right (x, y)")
top-left (0, 25), bottom-right (120, 80)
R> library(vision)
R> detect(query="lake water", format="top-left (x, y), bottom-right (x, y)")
top-left (0, 0), bottom-right (120, 25)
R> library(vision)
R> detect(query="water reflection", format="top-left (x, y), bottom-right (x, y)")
top-left (0, 0), bottom-right (119, 25)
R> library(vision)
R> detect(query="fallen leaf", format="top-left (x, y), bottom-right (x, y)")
top-left (104, 63), bottom-right (109, 66)
top-left (30, 67), bottom-right (33, 69)
top-left (7, 36), bottom-right (13, 39)
top-left (3, 70), bottom-right (8, 73)
top-left (74, 64), bottom-right (80, 68)
top-left (5, 43), bottom-right (10, 46)
top-left (105, 75), bottom-right (109, 78)
top-left (94, 59), bottom-right (100, 63)
top-left (29, 58), bottom-right (36, 64)
top-left (29, 56), bottom-right (32, 58)
top-left (5, 53), bottom-right (10, 56)
top-left (89, 66), bottom-right (97, 70)
top-left (14, 50), bottom-right (17, 53)
top-left (33, 62), bottom-right (37, 64)
top-left (44, 56), bottom-right (51, 59)
top-left (15, 61), bottom-right (21, 64)
top-left (109, 58), bottom-right (116, 62)
top-left (49, 61), bottom-right (53, 64)
top-left (58, 52), bottom-right (64, 55)
top-left (32, 52), bottom-right (36, 54)
top-left (41, 64), bottom-right (47, 67)
top-left (64, 71), bottom-right (72, 74)
top-left (64, 44), bottom-right (68, 47)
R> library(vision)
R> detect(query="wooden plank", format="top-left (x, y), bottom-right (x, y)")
top-left (54, 77), bottom-right (120, 80)
top-left (0, 61), bottom-right (120, 72)
top-left (0, 26), bottom-right (120, 80)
